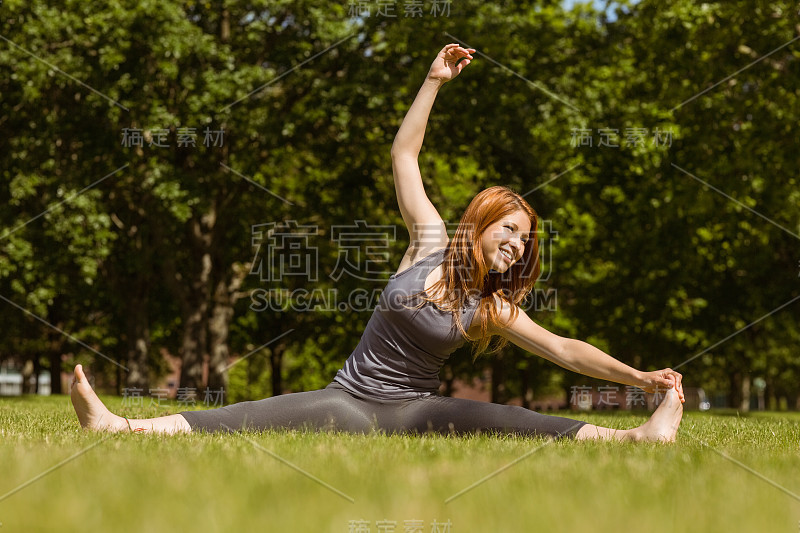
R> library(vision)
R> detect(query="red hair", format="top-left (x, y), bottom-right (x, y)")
top-left (422, 186), bottom-right (541, 356)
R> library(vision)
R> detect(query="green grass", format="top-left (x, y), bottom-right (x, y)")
top-left (1, 395), bottom-right (799, 533)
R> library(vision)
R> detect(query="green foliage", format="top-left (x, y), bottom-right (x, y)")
top-left (0, 0), bottom-right (797, 405)
top-left (227, 356), bottom-right (272, 403)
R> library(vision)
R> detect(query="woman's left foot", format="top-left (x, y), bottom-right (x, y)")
top-left (70, 364), bottom-right (128, 432)
top-left (629, 388), bottom-right (683, 443)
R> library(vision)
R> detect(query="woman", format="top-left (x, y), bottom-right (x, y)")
top-left (71, 44), bottom-right (684, 442)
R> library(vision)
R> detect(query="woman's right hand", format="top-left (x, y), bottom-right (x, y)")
top-left (426, 43), bottom-right (476, 83)
top-left (639, 369), bottom-right (685, 403)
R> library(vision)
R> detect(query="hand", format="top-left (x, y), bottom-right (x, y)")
top-left (426, 43), bottom-right (476, 83)
top-left (639, 368), bottom-right (685, 403)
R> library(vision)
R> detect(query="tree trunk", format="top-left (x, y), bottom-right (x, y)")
top-left (729, 372), bottom-right (741, 409)
top-left (48, 334), bottom-right (63, 395)
top-left (125, 293), bottom-right (150, 391)
top-left (207, 299), bottom-right (231, 391)
top-left (271, 343), bottom-right (285, 396)
top-left (490, 353), bottom-right (505, 404)
top-left (48, 356), bottom-right (61, 394)
top-left (176, 249), bottom-right (212, 391)
top-left (32, 355), bottom-right (41, 394)
top-left (519, 366), bottom-right (531, 409)
top-left (166, 215), bottom-right (215, 393)
top-left (207, 263), bottom-right (249, 391)
top-left (21, 359), bottom-right (33, 394)
top-left (179, 293), bottom-right (209, 391)
top-left (220, 8), bottom-right (230, 42)
top-left (739, 373), bottom-right (751, 412)
top-left (440, 364), bottom-right (454, 397)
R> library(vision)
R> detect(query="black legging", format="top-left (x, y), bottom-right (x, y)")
top-left (178, 382), bottom-right (586, 439)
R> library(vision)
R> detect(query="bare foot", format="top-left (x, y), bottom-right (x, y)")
top-left (70, 364), bottom-right (127, 432)
top-left (629, 387), bottom-right (683, 443)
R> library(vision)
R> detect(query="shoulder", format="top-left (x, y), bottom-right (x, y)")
top-left (393, 244), bottom-right (448, 277)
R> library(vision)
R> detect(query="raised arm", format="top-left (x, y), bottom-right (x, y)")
top-left (489, 299), bottom-right (685, 400)
top-left (391, 44), bottom-right (475, 256)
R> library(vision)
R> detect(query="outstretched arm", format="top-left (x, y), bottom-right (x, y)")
top-left (391, 44), bottom-right (475, 250)
top-left (489, 300), bottom-right (685, 401)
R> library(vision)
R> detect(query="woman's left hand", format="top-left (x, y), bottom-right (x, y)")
top-left (639, 368), bottom-right (685, 403)
top-left (426, 43), bottom-right (476, 83)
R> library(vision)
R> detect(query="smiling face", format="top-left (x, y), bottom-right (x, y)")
top-left (480, 210), bottom-right (533, 274)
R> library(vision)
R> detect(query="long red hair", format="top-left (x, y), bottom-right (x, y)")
top-left (421, 186), bottom-right (541, 356)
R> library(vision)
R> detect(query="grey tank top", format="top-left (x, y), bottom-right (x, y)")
top-left (334, 248), bottom-right (482, 399)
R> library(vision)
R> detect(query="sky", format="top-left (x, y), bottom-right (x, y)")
top-left (561, 0), bottom-right (641, 23)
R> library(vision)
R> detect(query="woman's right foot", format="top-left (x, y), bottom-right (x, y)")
top-left (70, 364), bottom-right (128, 432)
top-left (629, 387), bottom-right (683, 443)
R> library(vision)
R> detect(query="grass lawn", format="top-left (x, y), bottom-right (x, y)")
top-left (1, 394), bottom-right (799, 533)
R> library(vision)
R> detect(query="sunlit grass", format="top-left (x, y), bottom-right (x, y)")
top-left (1, 395), bottom-right (799, 532)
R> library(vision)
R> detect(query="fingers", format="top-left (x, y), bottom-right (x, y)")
top-left (642, 368), bottom-right (686, 402)
top-left (444, 43), bottom-right (476, 52)
top-left (661, 368), bottom-right (685, 403)
top-left (443, 43), bottom-right (475, 60)
top-left (667, 369), bottom-right (683, 396)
